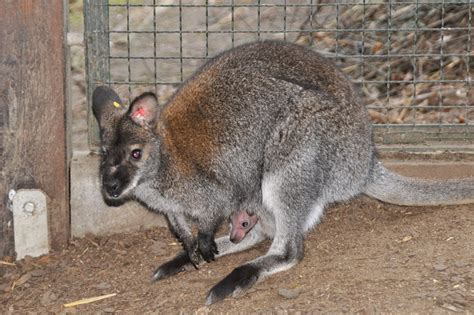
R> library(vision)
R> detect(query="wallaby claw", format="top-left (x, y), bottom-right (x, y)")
top-left (197, 232), bottom-right (219, 263)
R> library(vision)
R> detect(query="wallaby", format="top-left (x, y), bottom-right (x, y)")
top-left (92, 40), bottom-right (474, 305)
top-left (229, 210), bottom-right (258, 244)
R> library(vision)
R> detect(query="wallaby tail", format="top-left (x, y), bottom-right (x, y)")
top-left (364, 160), bottom-right (474, 206)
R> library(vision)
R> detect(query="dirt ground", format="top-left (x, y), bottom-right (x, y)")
top-left (1, 196), bottom-right (472, 313)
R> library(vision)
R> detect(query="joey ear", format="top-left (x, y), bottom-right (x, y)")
top-left (129, 92), bottom-right (160, 129)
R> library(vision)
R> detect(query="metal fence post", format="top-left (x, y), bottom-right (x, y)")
top-left (84, 0), bottom-right (110, 149)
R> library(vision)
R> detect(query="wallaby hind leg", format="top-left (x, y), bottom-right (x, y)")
top-left (206, 173), bottom-right (307, 305)
top-left (206, 217), bottom-right (304, 304)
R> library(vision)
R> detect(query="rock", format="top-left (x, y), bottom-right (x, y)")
top-left (278, 287), bottom-right (302, 299)
top-left (454, 261), bottom-right (469, 268)
top-left (40, 290), bottom-right (58, 306)
top-left (103, 307), bottom-right (115, 313)
top-left (94, 282), bottom-right (112, 290)
top-left (433, 262), bottom-right (448, 272)
top-left (31, 269), bottom-right (46, 277)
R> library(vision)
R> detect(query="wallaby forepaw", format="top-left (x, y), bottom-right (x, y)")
top-left (205, 264), bottom-right (259, 305)
top-left (182, 241), bottom-right (201, 268)
top-left (188, 250), bottom-right (201, 268)
top-left (197, 233), bottom-right (219, 263)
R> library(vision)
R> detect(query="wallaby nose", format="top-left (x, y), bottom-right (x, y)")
top-left (110, 182), bottom-right (119, 196)
top-left (105, 178), bottom-right (121, 198)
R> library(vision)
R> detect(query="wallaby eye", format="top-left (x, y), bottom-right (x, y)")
top-left (130, 149), bottom-right (142, 161)
top-left (242, 221), bottom-right (249, 228)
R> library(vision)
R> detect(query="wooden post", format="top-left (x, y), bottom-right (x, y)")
top-left (0, 0), bottom-right (70, 256)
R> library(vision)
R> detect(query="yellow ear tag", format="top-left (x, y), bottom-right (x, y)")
top-left (113, 101), bottom-right (121, 108)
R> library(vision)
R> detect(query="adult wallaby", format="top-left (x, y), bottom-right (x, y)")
top-left (92, 40), bottom-right (474, 305)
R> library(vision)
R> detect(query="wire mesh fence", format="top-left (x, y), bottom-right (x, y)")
top-left (84, 0), bottom-right (473, 150)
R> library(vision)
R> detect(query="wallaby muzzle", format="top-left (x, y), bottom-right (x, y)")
top-left (100, 163), bottom-right (134, 207)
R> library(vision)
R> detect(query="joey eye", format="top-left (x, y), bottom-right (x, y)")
top-left (130, 149), bottom-right (142, 161)
top-left (241, 221), bottom-right (249, 228)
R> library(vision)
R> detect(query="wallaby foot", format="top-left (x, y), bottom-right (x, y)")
top-left (206, 264), bottom-right (259, 305)
top-left (205, 251), bottom-right (300, 304)
top-left (151, 251), bottom-right (195, 281)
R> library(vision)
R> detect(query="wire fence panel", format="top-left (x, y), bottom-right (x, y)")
top-left (85, 1), bottom-right (473, 150)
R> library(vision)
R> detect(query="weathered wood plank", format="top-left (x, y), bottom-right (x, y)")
top-left (0, 0), bottom-right (70, 255)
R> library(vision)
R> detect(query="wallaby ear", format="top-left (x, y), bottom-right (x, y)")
top-left (92, 86), bottom-right (126, 144)
top-left (128, 92), bottom-right (159, 129)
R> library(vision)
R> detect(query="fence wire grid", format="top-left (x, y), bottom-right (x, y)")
top-left (84, 0), bottom-right (473, 150)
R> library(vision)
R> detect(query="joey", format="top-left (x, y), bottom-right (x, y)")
top-left (229, 210), bottom-right (258, 244)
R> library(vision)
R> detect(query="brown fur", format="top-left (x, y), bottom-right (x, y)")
top-left (159, 67), bottom-right (222, 177)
